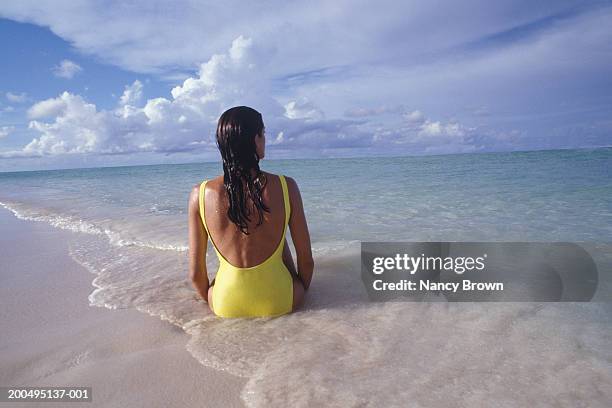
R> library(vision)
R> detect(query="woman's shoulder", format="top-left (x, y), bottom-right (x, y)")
top-left (262, 171), bottom-right (296, 185)
top-left (193, 175), bottom-right (224, 189)
top-left (189, 176), bottom-right (223, 201)
top-left (267, 172), bottom-right (299, 199)
top-left (188, 183), bottom-right (201, 214)
top-left (203, 175), bottom-right (224, 189)
top-left (281, 173), bottom-right (298, 190)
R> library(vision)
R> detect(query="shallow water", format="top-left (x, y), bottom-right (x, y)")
top-left (1, 148), bottom-right (611, 406)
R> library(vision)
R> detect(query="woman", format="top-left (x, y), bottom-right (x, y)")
top-left (188, 106), bottom-right (314, 318)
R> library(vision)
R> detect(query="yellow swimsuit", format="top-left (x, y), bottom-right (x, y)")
top-left (198, 175), bottom-right (293, 318)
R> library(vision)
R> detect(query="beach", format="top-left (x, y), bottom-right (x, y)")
top-left (1, 0), bottom-right (611, 403)
top-left (1, 149), bottom-right (612, 407)
top-left (0, 208), bottom-right (245, 408)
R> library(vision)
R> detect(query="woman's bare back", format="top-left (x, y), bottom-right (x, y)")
top-left (202, 171), bottom-right (287, 268)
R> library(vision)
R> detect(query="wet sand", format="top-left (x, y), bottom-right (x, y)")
top-left (0, 208), bottom-right (245, 407)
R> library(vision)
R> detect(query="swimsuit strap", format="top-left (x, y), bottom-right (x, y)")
top-left (279, 174), bottom-right (291, 231)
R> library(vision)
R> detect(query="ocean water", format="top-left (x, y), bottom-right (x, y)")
top-left (1, 148), bottom-right (611, 406)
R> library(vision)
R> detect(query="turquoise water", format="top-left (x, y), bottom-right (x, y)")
top-left (1, 148), bottom-right (611, 406)
top-left (1, 148), bottom-right (611, 249)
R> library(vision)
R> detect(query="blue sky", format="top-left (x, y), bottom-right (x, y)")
top-left (0, 0), bottom-right (611, 171)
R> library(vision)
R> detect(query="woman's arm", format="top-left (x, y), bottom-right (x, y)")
top-left (286, 177), bottom-right (314, 290)
top-left (188, 184), bottom-right (210, 301)
top-left (282, 238), bottom-right (298, 279)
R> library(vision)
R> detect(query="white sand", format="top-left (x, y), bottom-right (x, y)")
top-left (0, 208), bottom-right (245, 407)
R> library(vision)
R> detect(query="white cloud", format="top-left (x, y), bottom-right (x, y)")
top-left (25, 92), bottom-right (108, 155)
top-left (10, 36), bottom-right (282, 157)
top-left (404, 110), bottom-right (425, 124)
top-left (118, 80), bottom-right (144, 118)
top-left (28, 97), bottom-right (68, 119)
top-left (167, 35), bottom-right (278, 113)
top-left (344, 105), bottom-right (404, 118)
top-left (5, 35), bottom-right (382, 158)
top-left (284, 98), bottom-right (324, 120)
top-left (6, 92), bottom-right (28, 103)
top-left (119, 80), bottom-right (143, 106)
top-left (415, 120), bottom-right (469, 145)
top-left (0, 1), bottom-right (585, 77)
top-left (52, 59), bottom-right (82, 79)
top-left (368, 109), bottom-right (504, 154)
top-left (270, 131), bottom-right (284, 145)
top-left (0, 126), bottom-right (14, 138)
top-left (3, 33), bottom-right (527, 159)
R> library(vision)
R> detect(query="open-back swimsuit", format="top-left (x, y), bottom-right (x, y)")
top-left (198, 175), bottom-right (293, 318)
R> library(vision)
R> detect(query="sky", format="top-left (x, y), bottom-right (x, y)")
top-left (0, 0), bottom-right (611, 171)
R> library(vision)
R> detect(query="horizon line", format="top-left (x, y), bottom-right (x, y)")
top-left (1, 145), bottom-right (610, 175)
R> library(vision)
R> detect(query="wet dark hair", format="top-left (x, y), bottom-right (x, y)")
top-left (216, 106), bottom-right (268, 234)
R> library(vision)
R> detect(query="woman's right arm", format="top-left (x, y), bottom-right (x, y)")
top-left (188, 184), bottom-right (210, 301)
top-left (286, 177), bottom-right (314, 290)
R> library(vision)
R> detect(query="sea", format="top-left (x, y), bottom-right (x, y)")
top-left (1, 148), bottom-right (611, 406)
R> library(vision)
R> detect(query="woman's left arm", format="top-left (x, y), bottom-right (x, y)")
top-left (188, 184), bottom-right (209, 301)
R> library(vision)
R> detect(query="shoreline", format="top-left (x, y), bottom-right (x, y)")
top-left (0, 207), bottom-right (245, 408)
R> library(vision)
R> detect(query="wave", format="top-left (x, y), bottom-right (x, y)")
top-left (0, 200), bottom-right (356, 256)
top-left (0, 201), bottom-right (189, 252)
